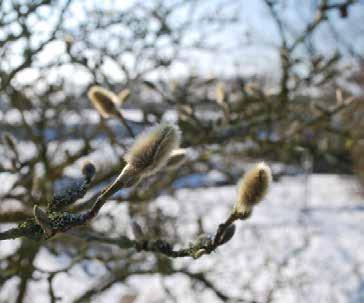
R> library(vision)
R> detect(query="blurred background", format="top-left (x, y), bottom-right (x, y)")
top-left (0, 0), bottom-right (363, 302)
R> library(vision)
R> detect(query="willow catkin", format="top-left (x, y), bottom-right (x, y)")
top-left (124, 123), bottom-right (181, 177)
top-left (113, 123), bottom-right (181, 188)
top-left (87, 85), bottom-right (118, 118)
top-left (234, 162), bottom-right (272, 215)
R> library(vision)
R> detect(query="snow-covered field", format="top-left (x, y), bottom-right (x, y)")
top-left (0, 174), bottom-right (363, 303)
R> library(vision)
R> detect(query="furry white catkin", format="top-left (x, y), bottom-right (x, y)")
top-left (125, 123), bottom-right (180, 176)
top-left (87, 85), bottom-right (118, 118)
top-left (234, 162), bottom-right (272, 215)
top-left (115, 123), bottom-right (181, 188)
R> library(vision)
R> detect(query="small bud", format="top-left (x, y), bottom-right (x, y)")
top-left (33, 205), bottom-right (53, 236)
top-left (234, 162), bottom-right (272, 215)
top-left (193, 248), bottom-right (206, 259)
top-left (166, 148), bottom-right (187, 170)
top-left (64, 35), bottom-right (74, 52)
top-left (196, 234), bottom-right (213, 247)
top-left (82, 161), bottom-right (96, 181)
top-left (124, 123), bottom-right (181, 177)
top-left (217, 224), bottom-right (236, 245)
top-left (64, 35), bottom-right (74, 44)
top-left (131, 220), bottom-right (144, 240)
top-left (87, 85), bottom-right (118, 118)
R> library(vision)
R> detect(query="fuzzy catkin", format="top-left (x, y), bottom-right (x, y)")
top-left (87, 85), bottom-right (118, 118)
top-left (124, 123), bottom-right (181, 177)
top-left (234, 162), bottom-right (272, 214)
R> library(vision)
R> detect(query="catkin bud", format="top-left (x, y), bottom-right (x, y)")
top-left (234, 162), bottom-right (272, 216)
top-left (165, 148), bottom-right (187, 170)
top-left (82, 161), bottom-right (96, 181)
top-left (217, 224), bottom-right (236, 245)
top-left (124, 123), bottom-right (181, 177)
top-left (193, 249), bottom-right (207, 259)
top-left (87, 85), bottom-right (118, 118)
top-left (33, 205), bottom-right (53, 236)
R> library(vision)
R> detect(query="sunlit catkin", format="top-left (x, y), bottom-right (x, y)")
top-left (234, 162), bottom-right (272, 215)
top-left (87, 85), bottom-right (118, 118)
top-left (125, 123), bottom-right (181, 177)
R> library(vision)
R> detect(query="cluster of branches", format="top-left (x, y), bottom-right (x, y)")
top-left (0, 0), bottom-right (363, 302)
top-left (0, 84), bottom-right (272, 302)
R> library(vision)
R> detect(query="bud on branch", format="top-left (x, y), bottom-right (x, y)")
top-left (234, 162), bottom-right (272, 217)
top-left (87, 85), bottom-right (135, 137)
top-left (124, 123), bottom-right (181, 178)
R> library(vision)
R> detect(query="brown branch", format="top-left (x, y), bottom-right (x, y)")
top-left (0, 210), bottom-right (32, 223)
top-left (67, 211), bottom-right (241, 260)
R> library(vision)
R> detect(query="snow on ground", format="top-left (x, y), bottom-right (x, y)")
top-left (0, 174), bottom-right (363, 303)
